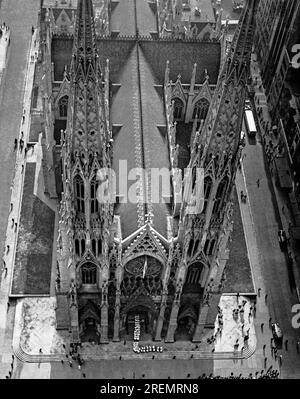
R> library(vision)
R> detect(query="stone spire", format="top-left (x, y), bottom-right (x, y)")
top-left (67, 0), bottom-right (110, 166)
top-left (193, 0), bottom-right (257, 170)
top-left (72, 0), bottom-right (99, 79)
top-left (164, 1), bottom-right (259, 344)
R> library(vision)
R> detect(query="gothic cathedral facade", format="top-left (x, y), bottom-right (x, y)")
top-left (46, 0), bottom-right (257, 344)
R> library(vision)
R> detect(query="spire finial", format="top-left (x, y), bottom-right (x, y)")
top-left (72, 0), bottom-right (99, 77)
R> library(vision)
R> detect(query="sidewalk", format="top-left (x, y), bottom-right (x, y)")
top-left (250, 52), bottom-right (300, 303)
top-left (0, 27), bottom-right (38, 379)
top-left (12, 296), bottom-right (256, 364)
top-left (214, 169), bottom-right (279, 377)
top-left (0, 24), bottom-right (10, 104)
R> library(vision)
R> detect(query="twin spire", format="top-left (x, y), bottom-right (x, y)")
top-left (191, 0), bottom-right (257, 167)
top-left (72, 0), bottom-right (100, 78)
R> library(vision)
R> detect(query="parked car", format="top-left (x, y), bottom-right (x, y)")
top-left (271, 323), bottom-right (283, 344)
top-left (278, 229), bottom-right (287, 252)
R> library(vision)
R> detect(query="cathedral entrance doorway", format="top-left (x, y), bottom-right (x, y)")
top-left (175, 305), bottom-right (198, 341)
top-left (121, 286), bottom-right (158, 341)
top-left (79, 300), bottom-right (101, 343)
top-left (80, 317), bottom-right (100, 343)
top-left (126, 306), bottom-right (149, 339)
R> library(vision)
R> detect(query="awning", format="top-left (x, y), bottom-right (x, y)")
top-left (274, 157), bottom-right (293, 189)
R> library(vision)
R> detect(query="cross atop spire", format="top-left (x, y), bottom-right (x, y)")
top-left (72, 0), bottom-right (99, 79)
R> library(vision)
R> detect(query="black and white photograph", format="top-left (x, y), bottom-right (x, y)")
top-left (0, 0), bottom-right (300, 389)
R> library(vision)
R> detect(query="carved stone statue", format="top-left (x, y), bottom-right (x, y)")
top-left (175, 278), bottom-right (183, 301)
top-left (173, 144), bottom-right (179, 168)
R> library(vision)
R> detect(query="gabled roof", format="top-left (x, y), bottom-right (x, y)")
top-left (109, 41), bottom-right (171, 239)
top-left (139, 40), bottom-right (221, 84)
top-left (122, 225), bottom-right (167, 263)
top-left (51, 37), bottom-right (221, 84)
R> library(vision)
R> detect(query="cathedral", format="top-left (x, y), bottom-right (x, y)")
top-left (36, 0), bottom-right (256, 344)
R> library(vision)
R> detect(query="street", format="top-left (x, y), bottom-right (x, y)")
top-left (240, 106), bottom-right (300, 377)
top-left (213, 0), bottom-right (242, 20)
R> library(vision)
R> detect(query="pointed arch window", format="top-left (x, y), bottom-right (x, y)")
top-left (212, 177), bottom-right (228, 215)
top-left (204, 239), bottom-right (210, 255)
top-left (97, 239), bottom-right (102, 256)
top-left (204, 238), bottom-right (216, 256)
top-left (194, 239), bottom-right (200, 255)
top-left (81, 262), bottom-right (97, 285)
top-left (173, 98), bottom-right (184, 120)
top-left (187, 239), bottom-right (194, 257)
top-left (192, 98), bottom-right (209, 121)
top-left (92, 239), bottom-right (96, 256)
top-left (203, 176), bottom-right (212, 213)
top-left (81, 239), bottom-right (86, 255)
top-left (90, 176), bottom-right (99, 214)
top-left (191, 166), bottom-right (197, 191)
top-left (187, 267), bottom-right (202, 285)
top-left (209, 239), bottom-right (216, 256)
top-left (183, 262), bottom-right (204, 293)
top-left (75, 239), bottom-right (80, 255)
top-left (59, 95), bottom-right (68, 118)
top-left (74, 175), bottom-right (85, 213)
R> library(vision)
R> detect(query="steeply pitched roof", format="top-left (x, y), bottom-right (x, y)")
top-left (52, 36), bottom-right (221, 85)
top-left (110, 0), bottom-right (136, 36)
top-left (97, 39), bottom-right (136, 82)
top-left (139, 40), bottom-right (221, 84)
top-left (110, 0), bottom-right (157, 36)
top-left (135, 0), bottom-right (157, 36)
top-left (111, 43), bottom-right (170, 239)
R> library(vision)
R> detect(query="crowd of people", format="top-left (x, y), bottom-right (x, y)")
top-left (198, 368), bottom-right (279, 379)
top-left (0, 21), bottom-right (9, 40)
top-left (240, 190), bottom-right (247, 203)
top-left (4, 354), bottom-right (14, 379)
top-left (61, 343), bottom-right (87, 377)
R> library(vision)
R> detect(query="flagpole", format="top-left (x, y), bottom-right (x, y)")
top-left (142, 255), bottom-right (147, 279)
